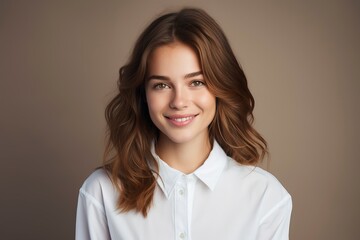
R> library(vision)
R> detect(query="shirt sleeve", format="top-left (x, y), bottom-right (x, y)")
top-left (75, 188), bottom-right (111, 240)
top-left (256, 195), bottom-right (292, 240)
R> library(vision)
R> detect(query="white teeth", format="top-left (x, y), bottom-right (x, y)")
top-left (173, 116), bottom-right (193, 122)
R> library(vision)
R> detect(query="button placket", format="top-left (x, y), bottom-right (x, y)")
top-left (174, 176), bottom-right (188, 240)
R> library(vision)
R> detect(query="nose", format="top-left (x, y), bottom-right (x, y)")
top-left (169, 87), bottom-right (189, 109)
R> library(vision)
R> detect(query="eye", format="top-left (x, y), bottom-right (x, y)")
top-left (190, 80), bottom-right (205, 87)
top-left (153, 83), bottom-right (170, 89)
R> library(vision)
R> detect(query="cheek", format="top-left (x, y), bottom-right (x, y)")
top-left (146, 93), bottom-right (164, 115)
top-left (197, 92), bottom-right (216, 114)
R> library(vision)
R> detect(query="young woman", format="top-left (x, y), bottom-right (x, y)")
top-left (76, 8), bottom-right (292, 240)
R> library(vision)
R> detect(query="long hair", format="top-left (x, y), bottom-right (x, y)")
top-left (104, 8), bottom-right (268, 217)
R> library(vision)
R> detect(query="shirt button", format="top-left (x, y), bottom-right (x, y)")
top-left (179, 232), bottom-right (186, 239)
top-left (178, 188), bottom-right (184, 195)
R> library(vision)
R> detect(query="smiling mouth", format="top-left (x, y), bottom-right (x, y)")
top-left (165, 114), bottom-right (198, 126)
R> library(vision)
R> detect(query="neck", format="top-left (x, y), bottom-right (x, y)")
top-left (155, 134), bottom-right (212, 174)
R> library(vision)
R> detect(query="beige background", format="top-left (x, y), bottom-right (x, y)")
top-left (1, 0), bottom-right (359, 239)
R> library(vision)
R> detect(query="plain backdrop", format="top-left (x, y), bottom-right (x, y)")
top-left (1, 0), bottom-right (359, 239)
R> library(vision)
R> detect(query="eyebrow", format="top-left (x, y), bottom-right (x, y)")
top-left (147, 71), bottom-right (203, 81)
top-left (184, 71), bottom-right (203, 79)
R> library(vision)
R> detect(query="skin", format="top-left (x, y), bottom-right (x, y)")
top-left (145, 42), bottom-right (216, 174)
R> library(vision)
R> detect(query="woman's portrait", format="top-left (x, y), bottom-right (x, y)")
top-left (1, 1), bottom-right (359, 240)
top-left (75, 8), bottom-right (291, 239)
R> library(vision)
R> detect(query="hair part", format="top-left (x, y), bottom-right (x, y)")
top-left (103, 7), bottom-right (268, 217)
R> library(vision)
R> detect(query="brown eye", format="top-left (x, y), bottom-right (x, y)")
top-left (154, 83), bottom-right (169, 89)
top-left (190, 80), bottom-right (205, 87)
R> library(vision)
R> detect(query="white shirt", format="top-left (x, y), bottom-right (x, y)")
top-left (76, 141), bottom-right (292, 240)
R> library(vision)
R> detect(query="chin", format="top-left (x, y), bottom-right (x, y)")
top-left (162, 130), bottom-right (207, 145)
top-left (167, 135), bottom-right (195, 144)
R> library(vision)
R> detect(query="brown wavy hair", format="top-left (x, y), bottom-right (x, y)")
top-left (103, 8), bottom-right (268, 217)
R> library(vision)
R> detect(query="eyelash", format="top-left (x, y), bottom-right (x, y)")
top-left (152, 80), bottom-right (205, 89)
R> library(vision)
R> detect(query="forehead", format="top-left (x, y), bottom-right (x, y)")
top-left (147, 42), bottom-right (201, 76)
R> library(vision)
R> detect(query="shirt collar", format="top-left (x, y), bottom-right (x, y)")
top-left (150, 140), bottom-right (228, 198)
top-left (193, 141), bottom-right (228, 191)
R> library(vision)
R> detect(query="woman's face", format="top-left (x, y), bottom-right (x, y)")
top-left (145, 42), bottom-right (216, 145)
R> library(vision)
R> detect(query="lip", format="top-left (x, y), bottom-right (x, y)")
top-left (165, 114), bottom-right (198, 127)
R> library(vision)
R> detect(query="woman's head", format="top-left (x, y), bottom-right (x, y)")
top-left (104, 7), bottom-right (267, 216)
top-left (114, 8), bottom-right (265, 161)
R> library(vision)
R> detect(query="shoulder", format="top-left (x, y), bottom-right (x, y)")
top-left (225, 158), bottom-right (291, 202)
top-left (80, 168), bottom-right (112, 190)
top-left (79, 168), bottom-right (116, 204)
top-left (224, 158), bottom-right (292, 220)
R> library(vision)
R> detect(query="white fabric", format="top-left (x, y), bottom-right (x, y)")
top-left (76, 141), bottom-right (292, 240)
